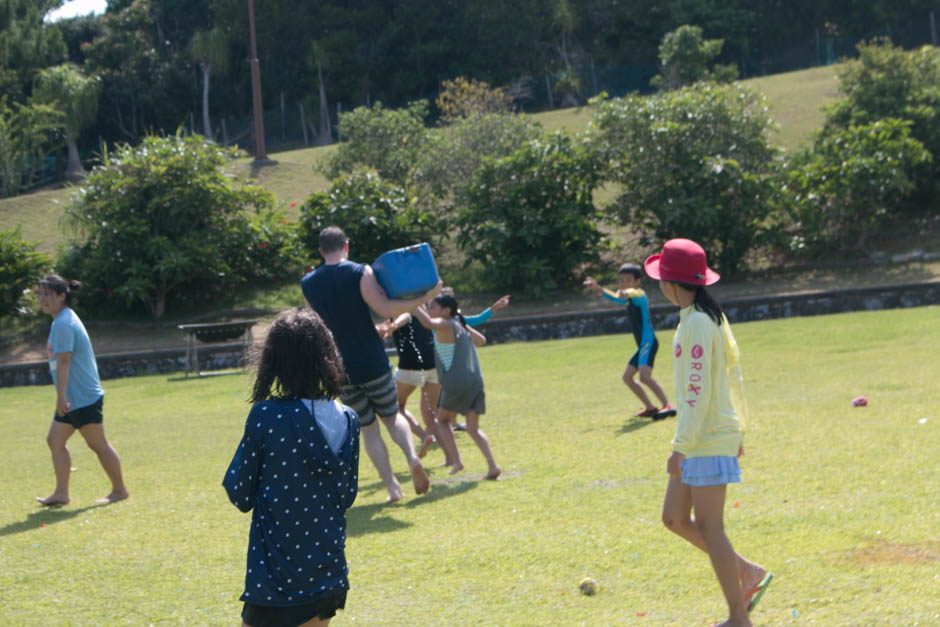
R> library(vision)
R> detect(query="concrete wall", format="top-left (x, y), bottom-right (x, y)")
top-left (2, 280), bottom-right (937, 387)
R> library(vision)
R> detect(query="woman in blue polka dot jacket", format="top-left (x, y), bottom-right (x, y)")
top-left (224, 310), bottom-right (360, 627)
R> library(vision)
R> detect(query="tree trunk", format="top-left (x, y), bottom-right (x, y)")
top-left (65, 133), bottom-right (86, 181)
top-left (316, 61), bottom-right (331, 144)
top-left (201, 63), bottom-right (213, 140)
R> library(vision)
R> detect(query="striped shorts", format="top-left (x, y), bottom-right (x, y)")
top-left (339, 370), bottom-right (399, 427)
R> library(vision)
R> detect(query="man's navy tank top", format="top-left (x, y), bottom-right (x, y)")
top-left (301, 261), bottom-right (390, 384)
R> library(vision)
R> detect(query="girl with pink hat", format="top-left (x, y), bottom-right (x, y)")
top-left (645, 239), bottom-right (773, 626)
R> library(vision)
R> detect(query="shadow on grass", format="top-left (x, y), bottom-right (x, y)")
top-left (0, 502), bottom-right (110, 537)
top-left (615, 416), bottom-right (658, 435)
top-left (346, 478), bottom-right (478, 537)
top-left (166, 370), bottom-right (247, 383)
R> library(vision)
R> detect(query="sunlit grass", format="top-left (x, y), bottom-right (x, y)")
top-left (1, 307), bottom-right (937, 625)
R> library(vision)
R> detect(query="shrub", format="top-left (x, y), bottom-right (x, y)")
top-left (323, 100), bottom-right (429, 186)
top-left (0, 97), bottom-right (62, 198)
top-left (298, 170), bottom-right (439, 266)
top-left (455, 132), bottom-right (604, 297)
top-left (413, 112), bottom-right (541, 210)
top-left (786, 118), bottom-right (931, 253)
top-left (824, 39), bottom-right (940, 206)
top-left (0, 228), bottom-right (52, 319)
top-left (436, 77), bottom-right (513, 122)
top-left (60, 134), bottom-right (289, 319)
top-left (591, 83), bottom-right (779, 276)
top-left (650, 25), bottom-right (738, 91)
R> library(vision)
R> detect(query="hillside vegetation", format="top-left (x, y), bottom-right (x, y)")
top-left (2, 66), bottom-right (838, 255)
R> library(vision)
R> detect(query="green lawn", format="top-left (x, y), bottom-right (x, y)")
top-left (1, 307), bottom-right (937, 625)
top-left (2, 65), bottom-right (841, 255)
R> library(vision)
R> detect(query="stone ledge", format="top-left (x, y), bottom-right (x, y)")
top-left (1, 281), bottom-right (937, 387)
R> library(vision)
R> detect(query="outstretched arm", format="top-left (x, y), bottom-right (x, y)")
top-left (465, 294), bottom-right (511, 327)
top-left (584, 277), bottom-right (627, 305)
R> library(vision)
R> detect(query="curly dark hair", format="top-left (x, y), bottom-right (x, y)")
top-left (250, 309), bottom-right (346, 402)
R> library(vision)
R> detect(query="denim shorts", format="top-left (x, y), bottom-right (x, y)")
top-left (680, 455), bottom-right (741, 487)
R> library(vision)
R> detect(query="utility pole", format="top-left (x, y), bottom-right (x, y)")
top-left (248, 0), bottom-right (270, 163)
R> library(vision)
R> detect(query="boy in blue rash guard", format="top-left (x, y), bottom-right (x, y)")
top-left (584, 264), bottom-right (676, 420)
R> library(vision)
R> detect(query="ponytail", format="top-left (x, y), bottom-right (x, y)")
top-left (677, 282), bottom-right (723, 325)
top-left (39, 274), bottom-right (82, 307)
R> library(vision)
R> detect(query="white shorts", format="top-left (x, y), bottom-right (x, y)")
top-left (394, 367), bottom-right (438, 387)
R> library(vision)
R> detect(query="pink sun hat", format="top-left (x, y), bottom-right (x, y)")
top-left (644, 238), bottom-right (720, 286)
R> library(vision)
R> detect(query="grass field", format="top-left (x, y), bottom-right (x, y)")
top-left (1, 65), bottom-right (840, 255)
top-left (1, 307), bottom-right (937, 625)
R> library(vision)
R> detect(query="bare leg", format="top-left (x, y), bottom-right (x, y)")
top-left (623, 365), bottom-right (655, 410)
top-left (464, 411), bottom-right (500, 479)
top-left (662, 477), bottom-right (766, 621)
top-left (395, 382), bottom-right (427, 440)
top-left (690, 484), bottom-right (751, 626)
top-left (379, 412), bottom-right (430, 495)
top-left (361, 420), bottom-right (403, 502)
top-left (36, 421), bottom-right (74, 505)
top-left (638, 365), bottom-right (669, 407)
top-left (77, 423), bottom-right (129, 502)
top-left (420, 382), bottom-right (454, 464)
top-left (435, 409), bottom-right (463, 474)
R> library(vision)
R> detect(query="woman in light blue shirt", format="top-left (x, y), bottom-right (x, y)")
top-left (35, 275), bottom-right (129, 506)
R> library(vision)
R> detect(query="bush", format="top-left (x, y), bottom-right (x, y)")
top-left (455, 132), bottom-right (604, 297)
top-left (413, 112), bottom-right (541, 210)
top-left (591, 83), bottom-right (779, 276)
top-left (650, 25), bottom-right (738, 91)
top-left (435, 77), bottom-right (513, 122)
top-left (298, 170), bottom-right (439, 266)
top-left (824, 39), bottom-right (940, 206)
top-left (0, 228), bottom-right (52, 319)
top-left (59, 134), bottom-right (291, 319)
top-left (323, 100), bottom-right (429, 187)
top-left (786, 118), bottom-right (931, 253)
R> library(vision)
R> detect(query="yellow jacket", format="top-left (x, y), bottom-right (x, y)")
top-left (671, 305), bottom-right (748, 458)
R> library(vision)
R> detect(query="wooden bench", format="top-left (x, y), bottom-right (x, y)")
top-left (177, 320), bottom-right (257, 377)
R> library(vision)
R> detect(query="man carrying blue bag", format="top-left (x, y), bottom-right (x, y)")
top-left (302, 226), bottom-right (442, 502)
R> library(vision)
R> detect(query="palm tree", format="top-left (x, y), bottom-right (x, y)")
top-left (189, 27), bottom-right (229, 140)
top-left (31, 64), bottom-right (99, 181)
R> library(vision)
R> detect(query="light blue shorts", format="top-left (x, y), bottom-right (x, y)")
top-left (680, 456), bottom-right (741, 487)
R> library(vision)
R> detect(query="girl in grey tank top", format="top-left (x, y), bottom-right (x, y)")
top-left (414, 294), bottom-right (501, 480)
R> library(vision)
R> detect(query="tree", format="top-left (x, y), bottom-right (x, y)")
top-left (592, 83), bottom-right (779, 276)
top-left (435, 77), bottom-right (514, 122)
top-left (413, 112), bottom-right (541, 211)
top-left (0, 96), bottom-right (62, 197)
top-left (323, 100), bottom-right (429, 186)
top-left (0, 0), bottom-right (66, 103)
top-left (787, 118), bottom-right (931, 253)
top-left (32, 63), bottom-right (100, 180)
top-left (297, 169), bottom-right (439, 266)
top-left (650, 24), bottom-right (737, 91)
top-left (0, 228), bottom-right (52, 320)
top-left (60, 134), bottom-right (287, 319)
top-left (456, 132), bottom-right (605, 296)
top-left (189, 27), bottom-right (229, 140)
top-left (823, 39), bottom-right (940, 206)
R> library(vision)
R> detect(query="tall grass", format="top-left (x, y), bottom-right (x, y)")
top-left (1, 307), bottom-right (937, 625)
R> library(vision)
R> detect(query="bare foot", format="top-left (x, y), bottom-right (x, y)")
top-left (448, 462), bottom-right (464, 475)
top-left (95, 490), bottom-right (129, 504)
top-left (709, 618), bottom-right (752, 627)
top-left (386, 484), bottom-right (404, 503)
top-left (485, 467), bottom-right (502, 480)
top-left (411, 462), bottom-right (430, 495)
top-left (36, 494), bottom-right (70, 506)
top-left (418, 435), bottom-right (434, 459)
